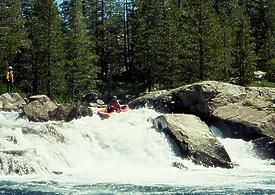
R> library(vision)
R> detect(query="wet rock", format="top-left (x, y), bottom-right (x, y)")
top-left (129, 90), bottom-right (173, 113)
top-left (212, 104), bottom-right (274, 140)
top-left (5, 136), bottom-right (17, 144)
top-left (52, 171), bottom-right (63, 175)
top-left (49, 104), bottom-right (93, 122)
top-left (154, 114), bottom-right (233, 169)
top-left (172, 161), bottom-right (188, 170)
top-left (22, 96), bottom-right (93, 122)
top-left (48, 104), bottom-right (72, 121)
top-left (23, 98), bottom-right (57, 122)
top-left (252, 137), bottom-right (275, 160)
top-left (66, 105), bottom-right (93, 122)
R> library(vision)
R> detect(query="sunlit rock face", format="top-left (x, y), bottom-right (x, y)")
top-left (0, 93), bottom-right (26, 111)
top-left (22, 95), bottom-right (93, 122)
top-left (130, 81), bottom-right (275, 141)
top-left (154, 114), bottom-right (233, 169)
top-left (23, 98), bottom-right (57, 122)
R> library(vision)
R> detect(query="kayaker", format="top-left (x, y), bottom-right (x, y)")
top-left (107, 96), bottom-right (121, 113)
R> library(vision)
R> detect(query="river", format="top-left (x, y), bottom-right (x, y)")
top-left (0, 109), bottom-right (274, 194)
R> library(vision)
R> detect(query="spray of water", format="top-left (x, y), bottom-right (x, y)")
top-left (0, 109), bottom-right (274, 187)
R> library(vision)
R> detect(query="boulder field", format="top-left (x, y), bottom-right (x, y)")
top-left (129, 81), bottom-right (275, 164)
top-left (129, 81), bottom-right (275, 141)
top-left (0, 94), bottom-right (93, 122)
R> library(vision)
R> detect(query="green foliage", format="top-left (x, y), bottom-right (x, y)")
top-left (30, 0), bottom-right (65, 98)
top-left (0, 83), bottom-right (25, 97)
top-left (0, 0), bottom-right (275, 102)
top-left (249, 80), bottom-right (275, 88)
top-left (61, 0), bottom-right (99, 101)
top-left (0, 0), bottom-right (28, 77)
top-left (233, 5), bottom-right (258, 86)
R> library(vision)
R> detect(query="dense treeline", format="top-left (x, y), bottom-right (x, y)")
top-left (0, 0), bottom-right (274, 101)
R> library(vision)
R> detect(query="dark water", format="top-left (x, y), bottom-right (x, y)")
top-left (1, 181), bottom-right (275, 195)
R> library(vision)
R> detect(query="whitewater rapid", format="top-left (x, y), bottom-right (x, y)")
top-left (0, 108), bottom-right (274, 193)
top-left (0, 109), bottom-right (189, 179)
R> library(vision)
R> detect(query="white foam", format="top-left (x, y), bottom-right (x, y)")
top-left (0, 110), bottom-right (274, 188)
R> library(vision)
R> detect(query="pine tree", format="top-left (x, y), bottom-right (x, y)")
top-left (179, 0), bottom-right (224, 82)
top-left (158, 0), bottom-right (183, 88)
top-left (244, 0), bottom-right (274, 81)
top-left (263, 0), bottom-right (275, 82)
top-left (131, 0), bottom-right (169, 91)
top-left (61, 0), bottom-right (99, 101)
top-left (270, 0), bottom-right (275, 81)
top-left (31, 0), bottom-right (65, 98)
top-left (233, 5), bottom-right (257, 86)
top-left (235, 0), bottom-right (275, 83)
top-left (163, 1), bottom-right (194, 85)
top-left (16, 0), bottom-right (35, 95)
top-left (0, 0), bottom-right (27, 90)
top-left (82, 0), bottom-right (100, 37)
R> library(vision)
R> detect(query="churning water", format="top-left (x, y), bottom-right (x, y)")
top-left (0, 109), bottom-right (274, 194)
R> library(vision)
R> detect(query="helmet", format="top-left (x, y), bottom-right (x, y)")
top-left (8, 66), bottom-right (12, 70)
top-left (112, 96), bottom-right (117, 99)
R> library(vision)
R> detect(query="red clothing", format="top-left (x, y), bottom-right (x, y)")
top-left (112, 99), bottom-right (120, 109)
top-left (107, 99), bottom-right (121, 113)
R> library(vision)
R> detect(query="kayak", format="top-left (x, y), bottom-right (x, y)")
top-left (97, 105), bottom-right (130, 119)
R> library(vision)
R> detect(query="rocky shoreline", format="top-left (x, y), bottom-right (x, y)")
top-left (0, 94), bottom-right (94, 122)
top-left (129, 81), bottom-right (275, 167)
top-left (0, 81), bottom-right (274, 169)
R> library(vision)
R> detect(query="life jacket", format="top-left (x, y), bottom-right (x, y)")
top-left (112, 99), bottom-right (120, 109)
top-left (6, 70), bottom-right (13, 81)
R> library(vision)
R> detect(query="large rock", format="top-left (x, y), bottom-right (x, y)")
top-left (48, 104), bottom-right (72, 121)
top-left (65, 105), bottom-right (93, 122)
top-left (22, 94), bottom-right (93, 122)
top-left (154, 114), bottom-right (233, 169)
top-left (23, 95), bottom-right (57, 122)
top-left (129, 90), bottom-right (173, 113)
top-left (212, 104), bottom-right (275, 140)
top-left (0, 93), bottom-right (26, 111)
top-left (49, 104), bottom-right (93, 122)
top-left (251, 137), bottom-right (275, 160)
top-left (130, 81), bottom-right (275, 141)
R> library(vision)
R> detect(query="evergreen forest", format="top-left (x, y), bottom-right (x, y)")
top-left (0, 0), bottom-right (274, 102)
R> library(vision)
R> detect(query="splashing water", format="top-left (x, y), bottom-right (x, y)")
top-left (0, 109), bottom-right (274, 194)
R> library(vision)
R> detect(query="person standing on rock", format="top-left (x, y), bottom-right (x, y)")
top-left (6, 66), bottom-right (14, 94)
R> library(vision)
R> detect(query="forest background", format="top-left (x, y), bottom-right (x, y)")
top-left (0, 0), bottom-right (274, 102)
